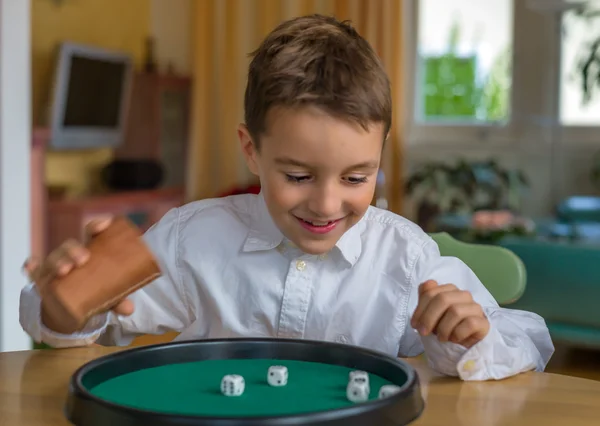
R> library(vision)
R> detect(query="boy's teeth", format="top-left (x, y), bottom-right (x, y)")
top-left (305, 219), bottom-right (331, 226)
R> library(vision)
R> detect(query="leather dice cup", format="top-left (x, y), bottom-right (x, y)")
top-left (38, 216), bottom-right (162, 335)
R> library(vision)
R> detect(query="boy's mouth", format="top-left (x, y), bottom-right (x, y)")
top-left (302, 219), bottom-right (334, 226)
top-left (293, 216), bottom-right (344, 234)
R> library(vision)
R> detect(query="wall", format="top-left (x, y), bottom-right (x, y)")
top-left (150, 0), bottom-right (193, 75)
top-left (31, 0), bottom-right (150, 196)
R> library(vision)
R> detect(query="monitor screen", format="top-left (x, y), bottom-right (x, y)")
top-left (48, 42), bottom-right (133, 150)
top-left (63, 55), bottom-right (127, 128)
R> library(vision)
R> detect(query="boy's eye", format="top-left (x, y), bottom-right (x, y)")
top-left (284, 174), bottom-right (368, 184)
top-left (285, 174), bottom-right (311, 183)
top-left (346, 176), bottom-right (368, 185)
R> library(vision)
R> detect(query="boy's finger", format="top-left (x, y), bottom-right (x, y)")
top-left (411, 284), bottom-right (455, 329)
top-left (450, 317), bottom-right (490, 348)
top-left (22, 257), bottom-right (40, 275)
top-left (112, 299), bottom-right (134, 316)
top-left (45, 245), bottom-right (75, 276)
top-left (23, 257), bottom-right (46, 285)
top-left (24, 255), bottom-right (53, 282)
top-left (31, 263), bottom-right (57, 291)
top-left (84, 216), bottom-right (113, 240)
top-left (415, 290), bottom-right (471, 336)
top-left (53, 257), bottom-right (74, 276)
top-left (61, 239), bottom-right (90, 266)
top-left (459, 336), bottom-right (481, 349)
top-left (412, 280), bottom-right (439, 326)
top-left (435, 303), bottom-right (483, 342)
top-left (418, 279), bottom-right (438, 296)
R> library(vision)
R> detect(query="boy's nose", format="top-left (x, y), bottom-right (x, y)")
top-left (307, 184), bottom-right (342, 218)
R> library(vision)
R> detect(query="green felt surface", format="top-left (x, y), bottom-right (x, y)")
top-left (88, 359), bottom-right (398, 417)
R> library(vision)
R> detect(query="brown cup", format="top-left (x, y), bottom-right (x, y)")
top-left (38, 216), bottom-right (162, 334)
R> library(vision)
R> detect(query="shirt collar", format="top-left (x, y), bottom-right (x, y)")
top-left (334, 222), bottom-right (362, 266)
top-left (242, 192), bottom-right (363, 266)
top-left (243, 192), bottom-right (285, 252)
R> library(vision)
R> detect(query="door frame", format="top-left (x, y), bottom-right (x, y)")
top-left (0, 0), bottom-right (32, 351)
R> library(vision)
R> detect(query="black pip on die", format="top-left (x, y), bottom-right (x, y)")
top-left (221, 374), bottom-right (245, 396)
top-left (347, 370), bottom-right (370, 403)
top-left (268, 365), bottom-right (288, 386)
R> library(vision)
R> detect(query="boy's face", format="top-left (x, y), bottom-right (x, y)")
top-left (239, 106), bottom-right (384, 255)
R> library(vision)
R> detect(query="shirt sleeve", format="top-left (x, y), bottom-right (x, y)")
top-left (404, 236), bottom-right (555, 381)
top-left (19, 207), bottom-right (193, 348)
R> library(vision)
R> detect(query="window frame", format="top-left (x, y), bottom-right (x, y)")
top-left (402, 0), bottom-right (600, 148)
top-left (0, 0), bottom-right (32, 352)
top-left (556, 2), bottom-right (600, 146)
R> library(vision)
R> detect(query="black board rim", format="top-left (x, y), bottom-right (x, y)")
top-left (66, 338), bottom-right (425, 426)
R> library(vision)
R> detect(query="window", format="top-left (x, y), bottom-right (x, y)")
top-left (416, 0), bottom-right (513, 124)
top-left (560, 2), bottom-right (600, 126)
top-left (404, 0), bottom-right (600, 147)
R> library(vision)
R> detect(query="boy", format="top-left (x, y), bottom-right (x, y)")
top-left (20, 14), bottom-right (553, 381)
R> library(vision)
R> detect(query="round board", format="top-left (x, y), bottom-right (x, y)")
top-left (66, 338), bottom-right (425, 426)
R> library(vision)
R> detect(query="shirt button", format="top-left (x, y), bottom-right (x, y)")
top-left (318, 254), bottom-right (328, 261)
top-left (336, 335), bottom-right (349, 344)
top-left (296, 260), bottom-right (307, 271)
top-left (462, 360), bottom-right (477, 372)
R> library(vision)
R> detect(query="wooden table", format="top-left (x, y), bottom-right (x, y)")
top-left (2, 346), bottom-right (600, 425)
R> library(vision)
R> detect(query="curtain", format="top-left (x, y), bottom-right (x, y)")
top-left (187, 0), bottom-right (404, 214)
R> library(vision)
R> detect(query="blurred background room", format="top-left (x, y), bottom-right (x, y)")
top-left (1, 0), bottom-right (600, 381)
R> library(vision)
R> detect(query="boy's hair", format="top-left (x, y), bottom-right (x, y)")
top-left (244, 14), bottom-right (391, 148)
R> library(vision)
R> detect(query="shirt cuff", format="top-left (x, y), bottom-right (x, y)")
top-left (40, 311), bottom-right (110, 348)
top-left (20, 282), bottom-right (109, 348)
top-left (456, 324), bottom-right (529, 381)
top-left (420, 322), bottom-right (501, 380)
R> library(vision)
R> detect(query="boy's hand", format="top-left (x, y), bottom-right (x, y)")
top-left (411, 280), bottom-right (489, 348)
top-left (23, 216), bottom-right (134, 331)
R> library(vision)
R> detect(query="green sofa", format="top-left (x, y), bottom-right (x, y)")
top-left (499, 237), bottom-right (600, 349)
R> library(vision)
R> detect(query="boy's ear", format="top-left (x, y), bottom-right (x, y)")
top-left (238, 124), bottom-right (259, 176)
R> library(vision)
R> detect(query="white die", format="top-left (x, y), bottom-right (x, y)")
top-left (346, 381), bottom-right (370, 403)
top-left (221, 374), bottom-right (245, 396)
top-left (378, 384), bottom-right (401, 399)
top-left (267, 365), bottom-right (288, 386)
top-left (349, 370), bottom-right (369, 386)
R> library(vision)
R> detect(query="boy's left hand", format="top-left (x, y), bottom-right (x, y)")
top-left (411, 279), bottom-right (490, 348)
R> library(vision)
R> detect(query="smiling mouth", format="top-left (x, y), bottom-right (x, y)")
top-left (294, 215), bottom-right (344, 235)
top-left (296, 217), bottom-right (342, 226)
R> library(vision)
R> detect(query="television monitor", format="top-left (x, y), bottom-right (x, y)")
top-left (47, 42), bottom-right (134, 150)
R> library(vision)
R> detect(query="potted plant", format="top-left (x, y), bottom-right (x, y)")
top-left (566, 2), bottom-right (600, 105)
top-left (405, 159), bottom-right (529, 232)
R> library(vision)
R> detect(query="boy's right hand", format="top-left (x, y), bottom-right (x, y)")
top-left (23, 216), bottom-right (135, 332)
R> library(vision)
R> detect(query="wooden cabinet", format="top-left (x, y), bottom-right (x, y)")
top-left (115, 73), bottom-right (191, 189)
top-left (31, 73), bottom-right (192, 256)
top-left (47, 188), bottom-right (184, 251)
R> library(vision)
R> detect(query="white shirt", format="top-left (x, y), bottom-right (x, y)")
top-left (19, 193), bottom-right (554, 380)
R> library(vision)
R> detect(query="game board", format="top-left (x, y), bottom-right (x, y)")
top-left (66, 338), bottom-right (424, 425)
